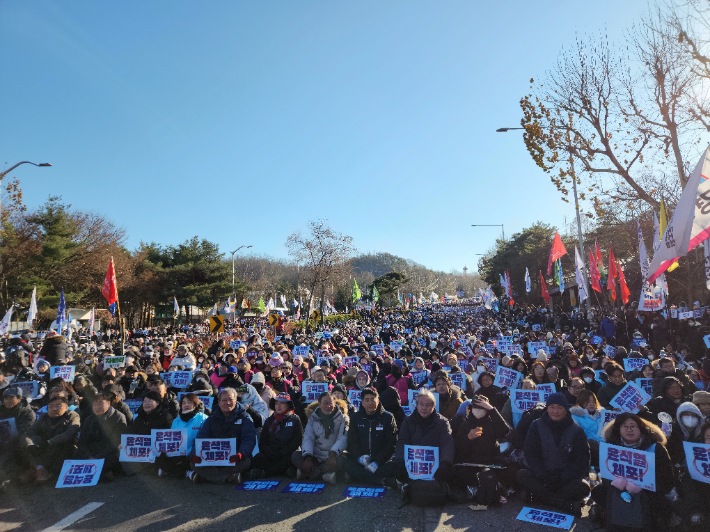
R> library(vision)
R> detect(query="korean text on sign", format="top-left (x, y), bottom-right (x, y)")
top-left (609, 381), bottom-right (651, 413)
top-left (511, 390), bottom-right (544, 414)
top-left (50, 366), bottom-right (75, 382)
top-left (493, 367), bottom-right (522, 390)
top-left (120, 435), bottom-right (155, 463)
top-left (56, 459), bottom-right (104, 488)
top-left (195, 438), bottom-right (235, 466)
top-left (516, 507), bottom-right (574, 530)
top-left (152, 429), bottom-right (187, 457)
top-left (599, 442), bottom-right (656, 491)
top-left (302, 382), bottom-right (328, 402)
top-left (405, 445), bottom-right (439, 481)
top-left (683, 442), bottom-right (710, 485)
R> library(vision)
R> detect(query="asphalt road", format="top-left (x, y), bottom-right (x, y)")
top-left (0, 475), bottom-right (596, 532)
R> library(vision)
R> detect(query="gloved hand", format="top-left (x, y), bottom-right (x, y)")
top-left (229, 453), bottom-right (243, 463)
top-left (301, 455), bottom-right (315, 475)
top-left (358, 455), bottom-right (371, 467)
top-left (364, 462), bottom-right (379, 474)
top-left (191, 455), bottom-right (202, 464)
top-left (433, 461), bottom-right (452, 482)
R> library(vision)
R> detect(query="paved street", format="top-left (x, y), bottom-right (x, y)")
top-left (0, 475), bottom-right (594, 532)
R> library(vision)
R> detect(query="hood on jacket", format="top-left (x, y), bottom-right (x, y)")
top-left (676, 401), bottom-right (704, 440)
top-left (305, 398), bottom-right (348, 419)
top-left (660, 376), bottom-right (682, 398)
top-left (569, 405), bottom-right (599, 419)
top-left (379, 386), bottom-right (402, 409)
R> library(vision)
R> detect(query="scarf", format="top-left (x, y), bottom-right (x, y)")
top-left (317, 408), bottom-right (337, 439)
top-left (179, 409), bottom-right (198, 423)
top-left (270, 412), bottom-right (288, 435)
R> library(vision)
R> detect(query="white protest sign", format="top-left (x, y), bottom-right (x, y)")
top-left (410, 370), bottom-right (428, 385)
top-left (450, 373), bottom-right (465, 389)
top-left (404, 445), bottom-right (439, 481)
top-left (49, 366), bottom-right (75, 382)
top-left (348, 390), bottom-right (362, 410)
top-left (597, 409), bottom-right (622, 437)
top-left (120, 434), bottom-right (155, 463)
top-left (493, 367), bottom-right (523, 391)
top-left (342, 356), bottom-right (358, 368)
top-left (599, 442), bottom-right (656, 491)
top-left (623, 358), bottom-right (647, 372)
top-left (103, 356), bottom-right (126, 369)
top-left (195, 438), bottom-right (236, 466)
top-left (152, 429), bottom-right (188, 457)
top-left (511, 390), bottom-right (545, 414)
top-left (292, 346), bottom-right (310, 356)
top-left (55, 459), bottom-right (104, 488)
top-left (301, 382), bottom-right (329, 402)
top-left (167, 371), bottom-right (192, 388)
top-left (683, 442), bottom-right (710, 484)
top-left (609, 381), bottom-right (651, 413)
top-left (477, 358), bottom-right (498, 373)
top-left (536, 383), bottom-right (556, 401)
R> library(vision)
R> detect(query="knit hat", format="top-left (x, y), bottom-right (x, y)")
top-left (536, 350), bottom-right (548, 363)
top-left (693, 390), bottom-right (710, 405)
top-left (392, 359), bottom-right (404, 370)
top-left (251, 372), bottom-right (265, 385)
top-left (546, 392), bottom-right (569, 410)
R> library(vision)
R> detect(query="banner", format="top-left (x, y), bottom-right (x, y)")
top-left (609, 381), bottom-right (651, 413)
top-left (599, 442), bottom-right (656, 491)
top-left (302, 382), bottom-right (329, 402)
top-left (405, 445), bottom-right (439, 480)
top-left (103, 356), bottom-right (126, 369)
top-left (683, 442), bottom-right (710, 484)
top-left (120, 435), bottom-right (155, 463)
top-left (516, 507), bottom-right (574, 530)
top-left (49, 366), bottom-right (75, 382)
top-left (493, 367), bottom-right (522, 391)
top-left (195, 438), bottom-right (236, 466)
top-left (56, 459), bottom-right (104, 488)
top-left (511, 390), bottom-right (545, 414)
top-left (152, 429), bottom-right (188, 457)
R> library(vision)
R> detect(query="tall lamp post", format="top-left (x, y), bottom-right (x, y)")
top-left (230, 245), bottom-right (253, 295)
top-left (497, 127), bottom-right (590, 312)
top-left (0, 161), bottom-right (52, 274)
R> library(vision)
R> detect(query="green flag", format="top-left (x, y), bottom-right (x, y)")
top-left (372, 285), bottom-right (379, 303)
top-left (352, 279), bottom-right (362, 303)
top-left (257, 297), bottom-right (265, 313)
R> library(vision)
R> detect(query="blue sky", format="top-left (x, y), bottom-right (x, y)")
top-left (1, 1), bottom-right (649, 273)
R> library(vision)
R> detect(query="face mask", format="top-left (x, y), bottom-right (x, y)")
top-left (471, 408), bottom-right (487, 419)
top-left (683, 415), bottom-right (700, 428)
top-left (198, 358), bottom-right (204, 363)
top-left (583, 377), bottom-right (593, 384)
top-left (648, 355), bottom-right (654, 360)
top-left (85, 359), bottom-right (92, 365)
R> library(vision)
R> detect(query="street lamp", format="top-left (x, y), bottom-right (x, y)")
top-left (471, 224), bottom-right (505, 241)
top-left (230, 245), bottom-right (253, 295)
top-left (497, 126), bottom-right (590, 311)
top-left (0, 161), bottom-right (52, 275)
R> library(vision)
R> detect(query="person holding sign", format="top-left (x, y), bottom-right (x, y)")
top-left (432, 372), bottom-right (464, 421)
top-left (250, 394), bottom-right (303, 479)
top-left (160, 393), bottom-right (208, 478)
top-left (190, 388), bottom-right (256, 484)
top-left (673, 421), bottom-right (710, 528)
top-left (597, 363), bottom-right (628, 410)
top-left (516, 393), bottom-right (590, 516)
top-left (589, 413), bottom-right (674, 529)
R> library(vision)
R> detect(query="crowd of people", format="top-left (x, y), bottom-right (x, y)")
top-left (1, 300), bottom-right (709, 530)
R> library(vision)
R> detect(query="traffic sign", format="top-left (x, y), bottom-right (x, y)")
top-left (311, 310), bottom-right (320, 320)
top-left (209, 316), bottom-right (224, 333)
top-left (268, 313), bottom-right (279, 326)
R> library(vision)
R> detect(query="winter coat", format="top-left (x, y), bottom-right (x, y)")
top-left (113, 401), bottom-right (135, 425)
top-left (196, 402), bottom-right (257, 457)
top-left (652, 369), bottom-right (697, 398)
top-left (238, 383), bottom-right (269, 423)
top-left (301, 400), bottom-right (349, 460)
top-left (380, 386), bottom-right (406, 429)
top-left (131, 403), bottom-right (174, 435)
top-left (0, 398), bottom-right (36, 438)
top-left (23, 409), bottom-right (80, 448)
top-left (596, 381), bottom-right (626, 410)
top-left (259, 412), bottom-right (303, 459)
top-left (569, 406), bottom-right (604, 443)
top-left (347, 403), bottom-right (397, 466)
top-left (395, 410), bottom-right (455, 465)
top-left (39, 335), bottom-right (68, 366)
top-left (171, 410), bottom-right (209, 455)
top-left (667, 402), bottom-right (704, 463)
top-left (384, 374), bottom-right (414, 405)
top-left (454, 407), bottom-right (510, 465)
top-left (599, 317), bottom-right (616, 339)
top-left (438, 386), bottom-right (464, 420)
top-left (77, 407), bottom-right (127, 458)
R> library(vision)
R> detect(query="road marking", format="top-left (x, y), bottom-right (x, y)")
top-left (42, 502), bottom-right (104, 532)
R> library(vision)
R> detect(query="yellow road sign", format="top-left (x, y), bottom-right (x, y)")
top-left (311, 310), bottom-right (320, 320)
top-left (269, 313), bottom-right (279, 326)
top-left (209, 316), bottom-right (224, 333)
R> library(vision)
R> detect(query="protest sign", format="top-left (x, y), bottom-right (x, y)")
top-left (103, 356), bottom-right (125, 369)
top-left (536, 383), bottom-right (556, 401)
top-left (458, 359), bottom-right (471, 372)
top-left (348, 390), bottom-right (362, 410)
top-left (120, 435), bottom-right (155, 463)
top-left (493, 367), bottom-right (522, 391)
top-left (683, 442), bottom-right (710, 484)
top-left (516, 507), bottom-right (574, 530)
top-left (230, 340), bottom-right (245, 349)
top-left (408, 389), bottom-right (439, 411)
top-left (477, 358), bottom-right (498, 374)
top-left (500, 335), bottom-right (513, 342)
top-left (636, 378), bottom-right (653, 397)
top-left (342, 487), bottom-right (386, 498)
top-left (704, 334), bottom-right (710, 349)
top-left (195, 438), bottom-right (236, 466)
top-left (342, 356), bottom-right (358, 368)
top-left (450, 373), bottom-right (465, 389)
top-left (177, 393), bottom-right (214, 411)
top-left (49, 366), bottom-right (75, 382)
top-left (404, 445), bottom-right (439, 480)
top-left (125, 399), bottom-right (142, 416)
top-left (609, 381), bottom-right (651, 413)
top-left (361, 363), bottom-right (372, 376)
top-left (604, 345), bottom-right (617, 358)
top-left (390, 341), bottom-right (404, 352)
top-left (597, 410), bottom-right (622, 437)
top-left (484, 342), bottom-right (496, 353)
top-left (403, 328), bottom-right (411, 334)
top-left (441, 365), bottom-right (452, 372)
top-left (410, 370), bottom-right (428, 385)
top-left (623, 358), bottom-right (647, 372)
top-left (236, 480), bottom-right (281, 491)
top-left (670, 309), bottom-right (678, 318)
top-left (13, 381), bottom-right (38, 399)
top-left (302, 382), bottom-right (329, 402)
top-left (167, 371), bottom-right (192, 388)
top-left (56, 459), bottom-right (104, 488)
top-left (282, 482), bottom-right (326, 494)
top-left (152, 429), bottom-right (188, 457)
top-left (532, 324), bottom-right (542, 332)
top-left (496, 341), bottom-right (512, 354)
top-left (292, 346), bottom-right (310, 356)
top-left (599, 442), bottom-right (656, 491)
top-left (528, 341), bottom-right (546, 355)
top-left (417, 338), bottom-right (427, 347)
top-left (0, 418), bottom-right (17, 437)
top-left (314, 332), bottom-right (323, 339)
top-left (371, 344), bottom-right (385, 356)
top-left (322, 332), bottom-right (332, 339)
top-left (511, 390), bottom-right (545, 414)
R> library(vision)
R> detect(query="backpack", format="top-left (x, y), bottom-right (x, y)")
top-left (409, 479), bottom-right (449, 507)
top-left (475, 468), bottom-right (501, 506)
top-left (6, 345), bottom-right (29, 369)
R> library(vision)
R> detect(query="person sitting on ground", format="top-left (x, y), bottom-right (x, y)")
top-left (77, 392), bottom-right (127, 481)
top-left (157, 393), bottom-right (209, 479)
top-left (0, 387), bottom-right (35, 484)
top-left (250, 393), bottom-right (303, 479)
top-left (432, 371), bottom-right (464, 421)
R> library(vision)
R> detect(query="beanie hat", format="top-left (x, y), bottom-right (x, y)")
top-left (392, 359), bottom-right (404, 370)
top-left (3, 387), bottom-right (22, 398)
top-left (545, 392), bottom-right (569, 410)
top-left (536, 350), bottom-right (548, 363)
top-left (693, 390), bottom-right (710, 405)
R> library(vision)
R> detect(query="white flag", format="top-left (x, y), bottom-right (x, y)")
top-left (173, 297), bottom-right (179, 316)
top-left (648, 146), bottom-right (710, 283)
top-left (0, 306), bottom-right (13, 335)
top-left (525, 268), bottom-right (531, 293)
top-left (28, 286), bottom-right (38, 326)
top-left (89, 307), bottom-right (95, 337)
top-left (639, 221), bottom-right (666, 311)
top-left (574, 247), bottom-right (588, 303)
top-left (267, 298), bottom-right (275, 311)
top-left (280, 295), bottom-right (286, 308)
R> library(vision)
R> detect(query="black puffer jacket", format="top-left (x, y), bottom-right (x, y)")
top-left (39, 335), bottom-right (68, 366)
top-left (131, 403), bottom-right (173, 435)
top-left (77, 407), bottom-right (127, 458)
top-left (454, 407), bottom-right (510, 465)
top-left (0, 398), bottom-right (36, 440)
top-left (347, 403), bottom-right (397, 466)
top-left (259, 412), bottom-right (303, 459)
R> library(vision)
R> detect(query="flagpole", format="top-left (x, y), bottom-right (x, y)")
top-left (110, 257), bottom-right (124, 357)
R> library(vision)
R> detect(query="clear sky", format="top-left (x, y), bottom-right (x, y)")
top-left (1, 1), bottom-right (649, 273)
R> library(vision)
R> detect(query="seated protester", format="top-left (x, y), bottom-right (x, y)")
top-left (251, 371), bottom-right (276, 408)
top-left (569, 390), bottom-right (604, 467)
top-left (73, 375), bottom-right (99, 420)
top-left (291, 392), bottom-right (349, 485)
top-left (235, 382), bottom-right (269, 427)
top-left (103, 384), bottom-right (134, 425)
top-left (596, 362), bottom-right (626, 410)
top-left (516, 393), bottom-right (590, 516)
top-left (157, 393), bottom-right (208, 478)
top-left (189, 388), bottom-right (256, 485)
top-left (652, 356), bottom-right (697, 398)
top-left (21, 391), bottom-right (79, 483)
top-left (332, 384), bottom-right (356, 418)
top-left (172, 345), bottom-right (196, 370)
top-left (646, 376), bottom-right (689, 425)
top-left (673, 421), bottom-right (710, 527)
top-left (132, 391), bottom-right (174, 434)
top-left (117, 365), bottom-right (147, 399)
top-left (579, 366), bottom-right (602, 395)
top-left (251, 394), bottom-right (303, 479)
top-left (448, 362), bottom-right (475, 399)
top-left (562, 377), bottom-right (585, 407)
top-left (186, 370), bottom-right (217, 398)
top-left (666, 401), bottom-right (704, 465)
top-left (411, 357), bottom-right (431, 389)
top-left (476, 371), bottom-right (506, 411)
top-left (310, 368), bottom-right (334, 390)
top-left (432, 371), bottom-right (464, 421)
top-left (236, 358), bottom-right (253, 385)
top-left (145, 375), bottom-right (180, 420)
top-left (589, 413), bottom-right (674, 529)
top-left (452, 395), bottom-right (511, 505)
top-left (379, 386), bottom-right (406, 429)
top-left (210, 361), bottom-right (229, 390)
top-left (343, 387), bottom-right (398, 486)
top-left (0, 387), bottom-right (36, 483)
top-left (500, 378), bottom-right (536, 430)
top-left (77, 392), bottom-right (127, 481)
top-left (267, 361), bottom-right (296, 397)
top-left (291, 355), bottom-right (310, 384)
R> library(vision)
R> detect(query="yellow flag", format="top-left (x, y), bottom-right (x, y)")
top-left (660, 199), bottom-right (679, 272)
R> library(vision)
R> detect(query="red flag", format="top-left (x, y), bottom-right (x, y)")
top-left (101, 258), bottom-right (119, 307)
top-left (547, 232), bottom-right (568, 275)
top-left (617, 260), bottom-right (631, 304)
top-left (506, 270), bottom-right (514, 305)
top-left (539, 271), bottom-right (551, 304)
top-left (595, 239), bottom-right (603, 268)
top-left (589, 250), bottom-right (602, 292)
top-left (608, 246), bottom-right (617, 280)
